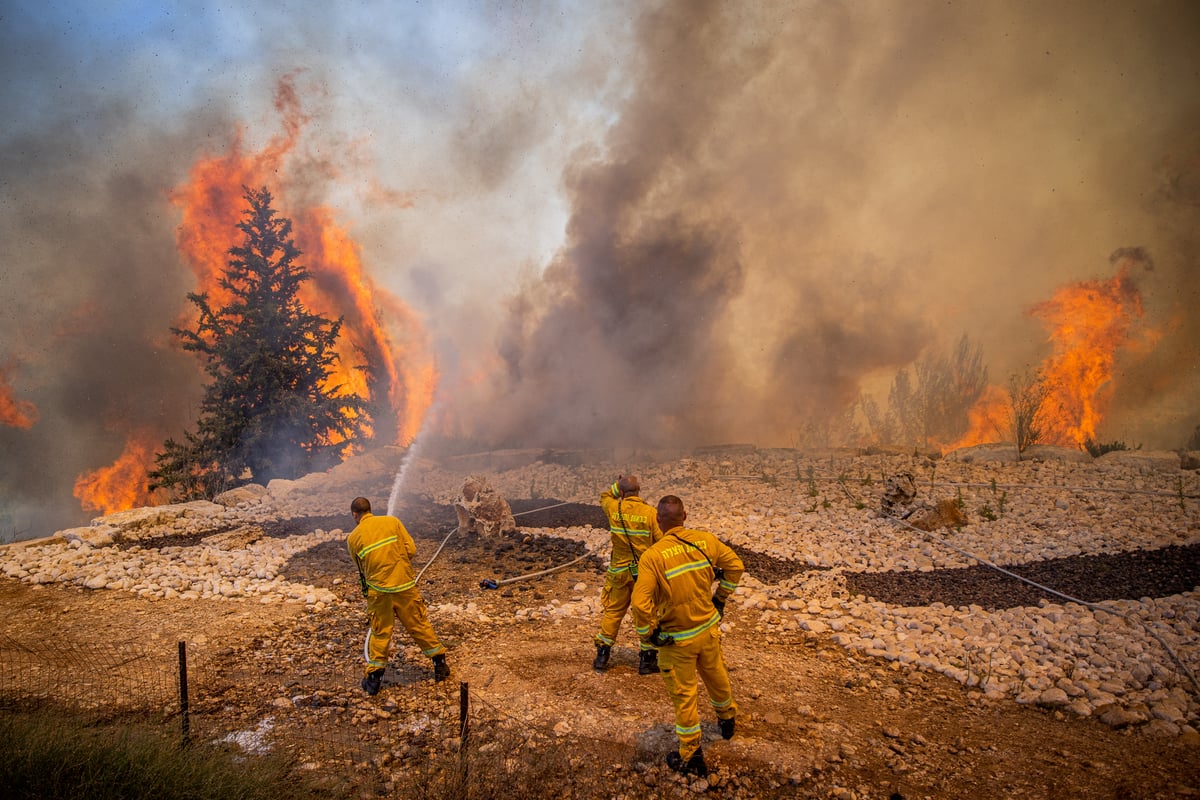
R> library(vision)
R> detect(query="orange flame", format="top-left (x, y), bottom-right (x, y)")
top-left (73, 75), bottom-right (435, 517)
top-left (946, 384), bottom-right (1011, 451)
top-left (0, 364), bottom-right (38, 429)
top-left (73, 432), bottom-right (165, 516)
top-left (948, 256), bottom-right (1154, 452)
top-left (1028, 259), bottom-right (1148, 447)
top-left (168, 74), bottom-right (435, 447)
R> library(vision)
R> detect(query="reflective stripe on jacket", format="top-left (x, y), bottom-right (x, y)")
top-left (631, 525), bottom-right (744, 643)
top-left (347, 513), bottom-right (418, 593)
top-left (599, 484), bottom-right (662, 575)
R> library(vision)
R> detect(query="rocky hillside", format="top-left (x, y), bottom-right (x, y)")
top-left (1, 444), bottom-right (1198, 798)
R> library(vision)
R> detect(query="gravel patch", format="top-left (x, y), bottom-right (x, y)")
top-left (845, 542), bottom-right (1200, 609)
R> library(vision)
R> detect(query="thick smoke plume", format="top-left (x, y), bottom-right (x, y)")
top-left (479, 1), bottom-right (1200, 451)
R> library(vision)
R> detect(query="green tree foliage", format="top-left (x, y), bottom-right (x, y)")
top-left (150, 187), bottom-right (367, 499)
top-left (884, 335), bottom-right (988, 448)
top-left (858, 391), bottom-right (897, 447)
top-left (1084, 437), bottom-right (1134, 457)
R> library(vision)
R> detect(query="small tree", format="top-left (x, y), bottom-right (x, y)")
top-left (151, 186), bottom-right (367, 498)
top-left (858, 391), bottom-right (898, 446)
top-left (885, 335), bottom-right (988, 448)
top-left (1009, 367), bottom-right (1050, 457)
top-left (887, 365), bottom-right (921, 445)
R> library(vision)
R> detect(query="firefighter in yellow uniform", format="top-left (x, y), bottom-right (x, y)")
top-left (593, 475), bottom-right (663, 673)
top-left (632, 494), bottom-right (743, 778)
top-left (347, 496), bottom-right (449, 695)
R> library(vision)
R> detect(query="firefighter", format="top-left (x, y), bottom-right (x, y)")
top-left (632, 494), bottom-right (743, 778)
top-left (593, 475), bottom-right (663, 673)
top-left (347, 496), bottom-right (449, 694)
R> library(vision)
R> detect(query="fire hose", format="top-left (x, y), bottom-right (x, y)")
top-left (887, 513), bottom-right (1200, 696)
top-left (794, 460), bottom-right (1200, 695)
top-left (478, 551), bottom-right (594, 589)
top-left (413, 500), bottom-right (595, 587)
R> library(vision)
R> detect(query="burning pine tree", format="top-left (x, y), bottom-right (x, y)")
top-left (150, 187), bottom-right (367, 499)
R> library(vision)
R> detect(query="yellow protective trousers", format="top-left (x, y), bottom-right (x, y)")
top-left (657, 625), bottom-right (737, 759)
top-left (595, 569), bottom-right (654, 651)
top-left (363, 588), bottom-right (445, 675)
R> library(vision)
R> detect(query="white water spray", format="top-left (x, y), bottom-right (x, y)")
top-left (386, 426), bottom-right (429, 518)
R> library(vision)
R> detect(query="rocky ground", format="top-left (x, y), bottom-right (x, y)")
top-left (2, 444), bottom-right (1199, 799)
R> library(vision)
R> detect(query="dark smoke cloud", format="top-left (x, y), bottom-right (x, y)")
top-left (485, 0), bottom-right (762, 449)
top-left (0, 12), bottom-right (237, 535)
top-left (1104, 142), bottom-right (1200, 446)
top-left (0, 99), bottom-right (232, 534)
top-left (477, 0), bottom-right (1200, 452)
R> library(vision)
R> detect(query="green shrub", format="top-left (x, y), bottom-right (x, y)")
top-left (1084, 438), bottom-right (1137, 458)
top-left (0, 711), bottom-right (348, 800)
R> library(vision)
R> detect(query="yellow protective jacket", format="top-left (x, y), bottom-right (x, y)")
top-left (631, 525), bottom-right (744, 644)
top-left (600, 483), bottom-right (662, 577)
top-left (347, 512), bottom-right (418, 593)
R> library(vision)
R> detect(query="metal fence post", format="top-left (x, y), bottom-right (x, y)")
top-left (178, 641), bottom-right (190, 747)
top-left (459, 682), bottom-right (469, 783)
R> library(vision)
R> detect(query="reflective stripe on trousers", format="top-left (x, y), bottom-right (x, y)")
top-left (656, 625), bottom-right (736, 759)
top-left (362, 588), bottom-right (445, 674)
top-left (595, 569), bottom-right (652, 650)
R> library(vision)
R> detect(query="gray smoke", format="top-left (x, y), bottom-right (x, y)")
top-left (480, 1), bottom-right (1200, 450)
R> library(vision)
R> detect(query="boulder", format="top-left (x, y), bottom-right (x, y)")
top-left (94, 501), bottom-right (224, 532)
top-left (201, 526), bottom-right (265, 550)
top-left (880, 474), bottom-right (964, 530)
top-left (57, 525), bottom-right (119, 548)
top-left (1096, 705), bottom-right (1147, 729)
top-left (266, 478), bottom-right (299, 499)
top-left (1096, 450), bottom-right (1181, 473)
top-left (1022, 445), bottom-right (1092, 463)
top-left (324, 446), bottom-right (406, 487)
top-left (213, 484), bottom-right (268, 507)
top-left (881, 472), bottom-right (917, 517)
top-left (943, 444), bottom-right (1022, 464)
top-left (454, 475), bottom-right (516, 537)
top-left (906, 498), bottom-right (966, 532)
top-left (1037, 687), bottom-right (1071, 708)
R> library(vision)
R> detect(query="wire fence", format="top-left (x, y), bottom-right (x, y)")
top-left (0, 631), bottom-right (385, 794)
top-left (0, 632), bottom-right (181, 720)
top-left (0, 631), bottom-right (649, 800)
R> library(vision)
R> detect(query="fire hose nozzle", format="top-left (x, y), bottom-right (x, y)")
top-left (479, 579), bottom-right (499, 590)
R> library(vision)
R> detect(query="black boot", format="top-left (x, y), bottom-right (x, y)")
top-left (432, 654), bottom-right (450, 682)
top-left (361, 668), bottom-right (384, 696)
top-left (638, 649), bottom-right (660, 674)
top-left (718, 716), bottom-right (735, 740)
top-left (666, 749), bottom-right (708, 777)
top-left (592, 643), bottom-right (611, 671)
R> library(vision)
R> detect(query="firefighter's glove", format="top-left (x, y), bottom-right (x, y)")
top-left (358, 574), bottom-right (369, 597)
top-left (649, 627), bottom-right (675, 647)
top-left (712, 595), bottom-right (726, 618)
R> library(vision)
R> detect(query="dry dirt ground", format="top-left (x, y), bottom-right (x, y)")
top-left (2, 497), bottom-right (1198, 800)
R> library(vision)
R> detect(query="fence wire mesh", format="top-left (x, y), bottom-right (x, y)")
top-left (0, 631), bottom-right (652, 799)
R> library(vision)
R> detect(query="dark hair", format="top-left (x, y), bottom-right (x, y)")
top-left (656, 494), bottom-right (685, 524)
top-left (351, 497), bottom-right (372, 515)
